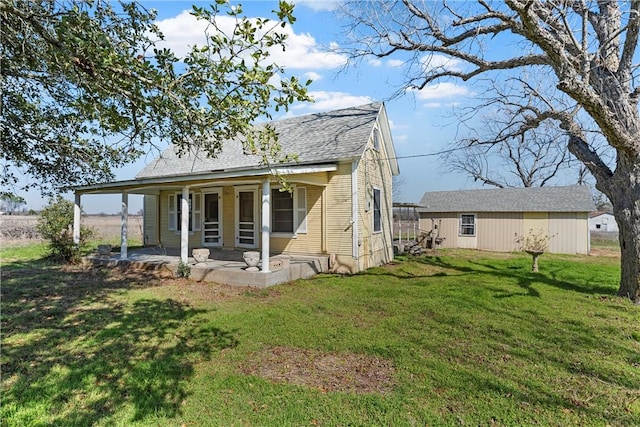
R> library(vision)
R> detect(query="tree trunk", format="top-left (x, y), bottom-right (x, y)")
top-left (608, 157), bottom-right (640, 303)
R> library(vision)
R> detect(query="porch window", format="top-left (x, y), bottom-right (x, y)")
top-left (271, 187), bottom-right (307, 235)
top-left (168, 192), bottom-right (201, 232)
top-left (373, 187), bottom-right (382, 233)
top-left (459, 214), bottom-right (476, 236)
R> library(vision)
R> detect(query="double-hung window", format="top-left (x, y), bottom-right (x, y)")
top-left (168, 192), bottom-right (201, 233)
top-left (459, 214), bottom-right (476, 236)
top-left (271, 187), bottom-right (307, 235)
top-left (373, 187), bottom-right (382, 233)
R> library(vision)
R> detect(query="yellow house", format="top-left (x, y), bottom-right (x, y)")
top-left (73, 102), bottom-right (400, 273)
top-left (417, 186), bottom-right (595, 254)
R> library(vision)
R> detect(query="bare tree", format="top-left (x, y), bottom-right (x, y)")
top-left (342, 0), bottom-right (640, 302)
top-left (447, 117), bottom-right (573, 188)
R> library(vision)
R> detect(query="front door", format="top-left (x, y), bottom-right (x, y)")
top-left (236, 188), bottom-right (257, 248)
top-left (203, 190), bottom-right (222, 247)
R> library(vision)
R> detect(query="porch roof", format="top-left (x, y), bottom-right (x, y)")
top-left (74, 163), bottom-right (337, 195)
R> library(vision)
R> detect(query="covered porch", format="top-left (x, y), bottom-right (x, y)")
top-left (72, 164), bottom-right (334, 284)
top-left (83, 246), bottom-right (329, 288)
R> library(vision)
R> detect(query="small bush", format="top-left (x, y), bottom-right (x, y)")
top-left (176, 260), bottom-right (191, 278)
top-left (36, 196), bottom-right (94, 262)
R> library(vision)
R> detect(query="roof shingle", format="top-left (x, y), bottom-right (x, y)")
top-left (418, 186), bottom-right (595, 213)
top-left (137, 102), bottom-right (382, 179)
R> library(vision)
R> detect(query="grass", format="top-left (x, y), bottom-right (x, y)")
top-left (1, 246), bottom-right (639, 426)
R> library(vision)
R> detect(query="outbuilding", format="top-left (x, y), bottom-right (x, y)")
top-left (417, 186), bottom-right (595, 254)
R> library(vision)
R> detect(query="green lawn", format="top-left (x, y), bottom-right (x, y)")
top-left (1, 246), bottom-right (638, 426)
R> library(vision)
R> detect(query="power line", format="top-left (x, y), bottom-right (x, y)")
top-left (382, 146), bottom-right (467, 161)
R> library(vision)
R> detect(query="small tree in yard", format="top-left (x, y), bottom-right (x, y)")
top-left (517, 229), bottom-right (551, 273)
top-left (37, 196), bottom-right (93, 262)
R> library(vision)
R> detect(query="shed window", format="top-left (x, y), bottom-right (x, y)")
top-left (459, 214), bottom-right (476, 236)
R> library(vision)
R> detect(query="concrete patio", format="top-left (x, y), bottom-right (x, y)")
top-left (83, 246), bottom-right (330, 288)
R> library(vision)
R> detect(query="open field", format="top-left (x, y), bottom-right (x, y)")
top-left (0, 215), bottom-right (143, 247)
top-left (1, 245), bottom-right (638, 426)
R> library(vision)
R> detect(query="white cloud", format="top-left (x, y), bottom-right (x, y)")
top-left (394, 134), bottom-right (408, 142)
top-left (414, 82), bottom-right (472, 100)
top-left (368, 58), bottom-right (383, 67)
top-left (304, 71), bottom-right (322, 82)
top-left (420, 54), bottom-right (464, 73)
top-left (271, 30), bottom-right (347, 69)
top-left (294, 91), bottom-right (373, 112)
top-left (154, 10), bottom-right (346, 70)
top-left (387, 59), bottom-right (405, 68)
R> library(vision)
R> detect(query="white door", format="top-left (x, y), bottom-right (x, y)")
top-left (202, 190), bottom-right (222, 247)
top-left (236, 188), bottom-right (258, 248)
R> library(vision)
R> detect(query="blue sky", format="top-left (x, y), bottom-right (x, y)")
top-left (18, 0), bottom-right (494, 213)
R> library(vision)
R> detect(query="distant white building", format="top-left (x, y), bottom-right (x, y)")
top-left (589, 211), bottom-right (619, 233)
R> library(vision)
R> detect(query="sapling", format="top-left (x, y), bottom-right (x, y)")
top-left (516, 229), bottom-right (551, 272)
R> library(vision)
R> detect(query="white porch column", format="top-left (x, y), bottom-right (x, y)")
top-left (180, 185), bottom-right (190, 264)
top-left (121, 192), bottom-right (128, 259)
top-left (261, 179), bottom-right (270, 273)
top-left (73, 193), bottom-right (81, 245)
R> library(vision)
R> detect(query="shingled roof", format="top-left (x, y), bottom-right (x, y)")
top-left (418, 186), bottom-right (595, 213)
top-left (137, 102), bottom-right (383, 179)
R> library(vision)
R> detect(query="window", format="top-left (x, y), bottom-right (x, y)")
top-left (372, 127), bottom-right (380, 151)
top-left (168, 192), bottom-right (201, 233)
top-left (271, 187), bottom-right (307, 235)
top-left (373, 188), bottom-right (382, 233)
top-left (272, 189), bottom-right (293, 233)
top-left (459, 214), bottom-right (476, 236)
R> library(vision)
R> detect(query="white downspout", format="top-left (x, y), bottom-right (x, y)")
top-left (351, 159), bottom-right (359, 261)
top-left (73, 193), bottom-right (81, 245)
top-left (121, 192), bottom-right (128, 260)
top-left (261, 179), bottom-right (270, 273)
top-left (181, 186), bottom-right (190, 264)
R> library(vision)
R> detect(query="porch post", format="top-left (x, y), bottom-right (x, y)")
top-left (261, 179), bottom-right (270, 273)
top-left (73, 192), bottom-right (81, 245)
top-left (180, 185), bottom-right (190, 264)
top-left (121, 192), bottom-right (128, 259)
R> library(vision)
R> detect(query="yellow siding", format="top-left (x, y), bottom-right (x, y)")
top-left (325, 162), bottom-right (354, 257)
top-left (158, 190), bottom-right (202, 248)
top-left (222, 186), bottom-right (235, 248)
top-left (549, 212), bottom-right (578, 254)
top-left (477, 212), bottom-right (523, 252)
top-left (356, 142), bottom-right (394, 269)
top-left (576, 214), bottom-right (590, 254)
top-left (270, 185), bottom-right (323, 254)
top-left (143, 195), bottom-right (158, 245)
top-left (523, 212), bottom-right (549, 236)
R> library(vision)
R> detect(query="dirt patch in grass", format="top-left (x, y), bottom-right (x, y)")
top-left (589, 247), bottom-right (621, 258)
top-left (240, 346), bottom-right (396, 394)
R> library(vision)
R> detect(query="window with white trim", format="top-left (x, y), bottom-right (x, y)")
top-left (373, 187), bottom-right (382, 233)
top-left (372, 127), bottom-right (380, 151)
top-left (459, 214), bottom-right (476, 236)
top-left (271, 186), bottom-right (307, 235)
top-left (168, 192), bottom-right (201, 233)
